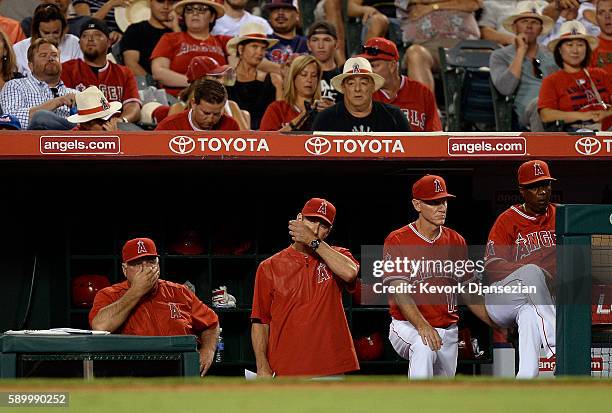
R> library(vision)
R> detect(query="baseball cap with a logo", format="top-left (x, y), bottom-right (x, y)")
top-left (518, 160), bottom-right (556, 186)
top-left (122, 238), bottom-right (159, 263)
top-left (302, 198), bottom-right (336, 226)
top-left (359, 37), bottom-right (400, 62)
top-left (412, 175), bottom-right (456, 200)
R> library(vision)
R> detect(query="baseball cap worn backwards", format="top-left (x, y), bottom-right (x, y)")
top-left (412, 175), bottom-right (456, 201)
top-left (302, 198), bottom-right (336, 226)
top-left (122, 238), bottom-right (159, 263)
top-left (307, 21), bottom-right (337, 39)
top-left (518, 160), bottom-right (556, 186)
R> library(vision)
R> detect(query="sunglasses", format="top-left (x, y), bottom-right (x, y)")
top-left (532, 58), bottom-right (543, 79)
top-left (184, 4), bottom-right (212, 14)
top-left (361, 45), bottom-right (395, 58)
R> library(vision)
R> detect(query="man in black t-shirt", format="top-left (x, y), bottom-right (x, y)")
top-left (312, 57), bottom-right (410, 132)
top-left (307, 21), bottom-right (341, 103)
top-left (119, 0), bottom-right (177, 77)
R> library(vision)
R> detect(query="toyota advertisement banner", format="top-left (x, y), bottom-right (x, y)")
top-left (0, 131), bottom-right (611, 159)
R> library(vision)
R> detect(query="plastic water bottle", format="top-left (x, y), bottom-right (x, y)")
top-left (215, 328), bottom-right (224, 362)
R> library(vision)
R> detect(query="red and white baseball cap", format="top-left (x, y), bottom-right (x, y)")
top-left (518, 160), bottom-right (556, 186)
top-left (186, 56), bottom-right (233, 83)
top-left (412, 175), bottom-right (456, 201)
top-left (302, 198), bottom-right (336, 226)
top-left (122, 238), bottom-right (159, 263)
top-left (359, 37), bottom-right (400, 62)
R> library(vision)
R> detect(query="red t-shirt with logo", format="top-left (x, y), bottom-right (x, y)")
top-left (155, 109), bottom-right (239, 130)
top-left (251, 246), bottom-right (360, 376)
top-left (150, 32), bottom-right (231, 96)
top-left (484, 204), bottom-right (556, 283)
top-left (89, 279), bottom-right (219, 336)
top-left (61, 59), bottom-right (141, 106)
top-left (383, 223), bottom-right (470, 328)
top-left (373, 76), bottom-right (442, 132)
top-left (538, 68), bottom-right (612, 130)
top-left (260, 100), bottom-right (299, 131)
top-left (591, 36), bottom-right (612, 78)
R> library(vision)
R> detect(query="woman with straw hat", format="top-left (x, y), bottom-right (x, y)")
top-left (151, 0), bottom-right (230, 96)
top-left (538, 20), bottom-right (612, 130)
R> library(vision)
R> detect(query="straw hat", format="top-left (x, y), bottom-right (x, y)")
top-left (140, 102), bottom-right (163, 124)
top-left (502, 1), bottom-right (554, 35)
top-left (67, 86), bottom-right (122, 124)
top-left (174, 0), bottom-right (224, 18)
top-left (547, 20), bottom-right (599, 52)
top-left (226, 22), bottom-right (278, 56)
top-left (115, 0), bottom-right (151, 33)
top-left (330, 57), bottom-right (385, 94)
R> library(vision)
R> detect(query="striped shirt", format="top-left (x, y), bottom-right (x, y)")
top-left (0, 75), bottom-right (76, 129)
top-left (73, 0), bottom-right (120, 33)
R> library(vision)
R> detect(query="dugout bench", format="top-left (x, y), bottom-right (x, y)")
top-left (0, 334), bottom-right (200, 379)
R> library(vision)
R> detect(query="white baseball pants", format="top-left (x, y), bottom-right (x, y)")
top-left (485, 264), bottom-right (556, 378)
top-left (389, 318), bottom-right (458, 379)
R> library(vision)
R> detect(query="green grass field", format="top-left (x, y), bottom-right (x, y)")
top-left (2, 377), bottom-right (612, 412)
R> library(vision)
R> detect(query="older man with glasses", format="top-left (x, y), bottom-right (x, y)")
top-left (490, 1), bottom-right (558, 131)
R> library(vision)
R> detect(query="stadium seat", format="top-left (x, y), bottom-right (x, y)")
top-left (438, 40), bottom-right (500, 132)
top-left (489, 77), bottom-right (515, 132)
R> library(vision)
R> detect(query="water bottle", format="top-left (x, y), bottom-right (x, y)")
top-left (215, 328), bottom-right (224, 363)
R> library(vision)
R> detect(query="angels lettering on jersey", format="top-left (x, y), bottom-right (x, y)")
top-left (486, 230), bottom-right (556, 261)
top-left (401, 108), bottom-right (426, 130)
top-left (168, 303), bottom-right (183, 319)
top-left (75, 83), bottom-right (124, 102)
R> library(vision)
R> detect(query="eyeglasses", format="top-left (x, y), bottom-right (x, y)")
top-left (184, 4), bottom-right (212, 14)
top-left (361, 45), bottom-right (395, 58)
top-left (532, 58), bottom-right (543, 79)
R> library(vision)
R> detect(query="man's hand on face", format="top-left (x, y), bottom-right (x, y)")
top-left (129, 260), bottom-right (160, 296)
top-left (288, 218), bottom-right (318, 246)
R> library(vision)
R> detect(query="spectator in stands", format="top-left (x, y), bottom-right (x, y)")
top-left (67, 85), bottom-right (122, 130)
top-left (307, 21), bottom-right (341, 103)
top-left (541, 0), bottom-right (600, 46)
top-left (226, 22), bottom-right (282, 130)
top-left (151, 0), bottom-right (230, 97)
top-left (312, 56), bottom-right (411, 132)
top-left (490, 1), bottom-right (557, 131)
top-left (264, 0), bottom-right (308, 64)
top-left (61, 19), bottom-right (141, 125)
top-left (22, 0), bottom-right (91, 37)
top-left (260, 55), bottom-right (332, 131)
top-left (13, 4), bottom-right (83, 75)
top-left (398, 0), bottom-right (482, 91)
top-left (312, 0), bottom-right (347, 62)
top-left (479, 0), bottom-right (546, 46)
top-left (0, 38), bottom-right (77, 130)
top-left (0, 29), bottom-right (22, 92)
top-left (166, 56), bottom-right (249, 129)
top-left (0, 1), bottom-right (27, 44)
top-left (73, 0), bottom-right (125, 44)
top-left (539, 20), bottom-right (612, 130)
top-left (212, 0), bottom-right (272, 37)
top-left (120, 0), bottom-right (177, 78)
top-left (360, 36), bottom-right (442, 132)
top-left (0, 113), bottom-right (22, 129)
top-left (591, 0), bottom-right (612, 75)
top-left (347, 0), bottom-right (389, 42)
top-left (156, 78), bottom-right (239, 130)
top-left (90, 237), bottom-right (219, 376)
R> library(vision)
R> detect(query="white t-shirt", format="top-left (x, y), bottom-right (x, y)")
top-left (13, 34), bottom-right (84, 76)
top-left (211, 11), bottom-right (273, 37)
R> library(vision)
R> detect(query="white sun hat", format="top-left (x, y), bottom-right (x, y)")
top-left (226, 22), bottom-right (279, 56)
top-left (115, 0), bottom-right (151, 33)
top-left (547, 20), bottom-right (599, 52)
top-left (67, 86), bottom-right (123, 124)
top-left (330, 57), bottom-right (385, 94)
top-left (502, 1), bottom-right (554, 35)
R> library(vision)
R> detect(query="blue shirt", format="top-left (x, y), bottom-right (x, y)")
top-left (265, 33), bottom-right (309, 64)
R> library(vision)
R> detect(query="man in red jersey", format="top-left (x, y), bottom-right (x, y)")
top-left (484, 160), bottom-right (557, 378)
top-left (156, 79), bottom-right (239, 130)
top-left (61, 19), bottom-right (141, 126)
top-left (251, 198), bottom-right (360, 377)
top-left (591, 0), bottom-right (612, 76)
top-left (384, 175), bottom-right (492, 379)
top-left (89, 237), bottom-right (219, 376)
top-left (359, 37), bottom-right (442, 132)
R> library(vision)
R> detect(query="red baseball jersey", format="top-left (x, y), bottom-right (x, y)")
top-left (591, 36), bottom-right (612, 78)
top-left (89, 279), bottom-right (219, 336)
top-left (373, 76), bottom-right (442, 132)
top-left (155, 109), bottom-right (239, 131)
top-left (260, 100), bottom-right (299, 131)
top-left (383, 223), bottom-right (470, 328)
top-left (61, 59), bottom-right (141, 106)
top-left (484, 204), bottom-right (556, 283)
top-left (538, 68), bottom-right (612, 130)
top-left (251, 246), bottom-right (360, 376)
top-left (151, 32), bottom-right (231, 96)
